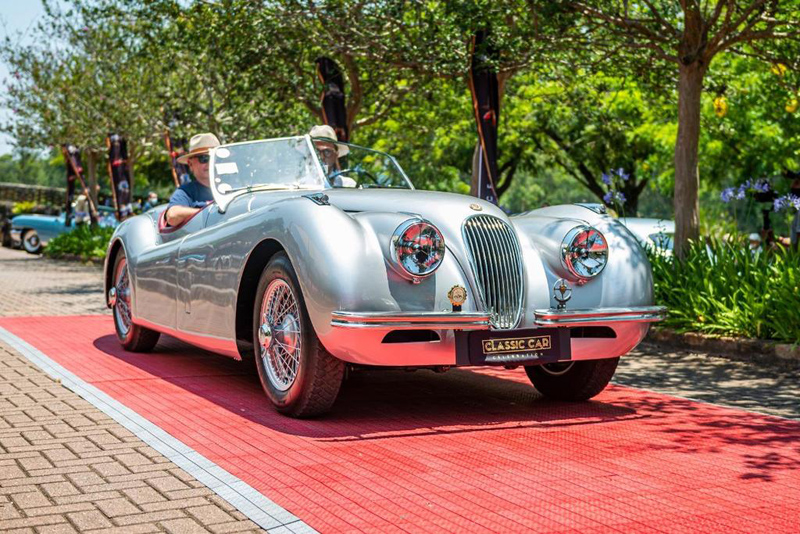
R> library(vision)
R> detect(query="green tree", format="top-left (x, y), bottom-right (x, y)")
top-left (558, 0), bottom-right (800, 256)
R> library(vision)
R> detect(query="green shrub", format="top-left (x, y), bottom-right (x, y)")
top-left (44, 224), bottom-right (115, 261)
top-left (12, 201), bottom-right (38, 215)
top-left (650, 239), bottom-right (800, 343)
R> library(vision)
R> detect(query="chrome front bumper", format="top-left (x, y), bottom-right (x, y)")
top-left (331, 306), bottom-right (665, 330)
top-left (330, 311), bottom-right (491, 330)
top-left (533, 306), bottom-right (666, 327)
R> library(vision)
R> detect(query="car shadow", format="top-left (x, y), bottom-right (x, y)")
top-left (90, 333), bottom-right (800, 481)
top-left (91, 333), bottom-right (641, 440)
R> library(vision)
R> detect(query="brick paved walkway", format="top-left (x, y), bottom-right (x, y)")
top-left (1, 247), bottom-right (264, 533)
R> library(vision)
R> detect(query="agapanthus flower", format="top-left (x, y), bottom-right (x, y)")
top-left (615, 191), bottom-right (627, 203)
top-left (774, 196), bottom-right (787, 211)
top-left (601, 172), bottom-right (612, 186)
top-left (735, 183), bottom-right (748, 200)
top-left (603, 191), bottom-right (613, 204)
top-left (616, 168), bottom-right (630, 181)
top-left (721, 188), bottom-right (736, 203)
top-left (753, 179), bottom-right (770, 193)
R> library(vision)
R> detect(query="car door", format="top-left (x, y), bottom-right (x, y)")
top-left (175, 194), bottom-right (253, 345)
top-left (132, 207), bottom-right (210, 331)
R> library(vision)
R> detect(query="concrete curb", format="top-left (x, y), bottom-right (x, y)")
top-left (646, 327), bottom-right (800, 366)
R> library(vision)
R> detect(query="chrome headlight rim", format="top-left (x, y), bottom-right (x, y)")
top-left (390, 218), bottom-right (446, 280)
top-left (561, 225), bottom-right (609, 280)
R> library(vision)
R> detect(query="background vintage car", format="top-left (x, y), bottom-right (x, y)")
top-left (104, 135), bottom-right (664, 417)
top-left (11, 205), bottom-right (118, 254)
top-left (619, 217), bottom-right (675, 256)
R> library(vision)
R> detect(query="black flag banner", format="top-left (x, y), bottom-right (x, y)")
top-left (106, 134), bottom-right (133, 220)
top-left (165, 129), bottom-right (191, 188)
top-left (61, 144), bottom-right (98, 224)
top-left (316, 57), bottom-right (349, 142)
top-left (468, 29), bottom-right (500, 205)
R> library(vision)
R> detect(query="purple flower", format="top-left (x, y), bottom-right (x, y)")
top-left (601, 172), bottom-right (612, 186)
top-left (791, 194), bottom-right (800, 211)
top-left (603, 191), bottom-right (613, 204)
top-left (721, 188), bottom-right (735, 202)
top-left (754, 180), bottom-right (770, 193)
top-left (616, 168), bottom-right (630, 181)
top-left (615, 191), bottom-right (627, 204)
top-left (735, 184), bottom-right (747, 200)
top-left (774, 196), bottom-right (787, 211)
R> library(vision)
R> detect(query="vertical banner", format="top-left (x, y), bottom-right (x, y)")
top-left (315, 57), bottom-right (349, 142)
top-left (64, 145), bottom-right (80, 226)
top-left (106, 134), bottom-right (133, 220)
top-left (165, 129), bottom-right (191, 187)
top-left (61, 145), bottom-right (98, 224)
top-left (468, 29), bottom-right (500, 205)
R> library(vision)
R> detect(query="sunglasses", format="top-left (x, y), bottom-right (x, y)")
top-left (317, 148), bottom-right (336, 158)
top-left (193, 154), bottom-right (210, 164)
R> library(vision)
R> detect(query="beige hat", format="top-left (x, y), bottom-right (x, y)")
top-left (309, 125), bottom-right (349, 157)
top-left (177, 133), bottom-right (221, 164)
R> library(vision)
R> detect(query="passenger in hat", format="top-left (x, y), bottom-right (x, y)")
top-left (165, 133), bottom-right (220, 227)
top-left (308, 125), bottom-right (355, 187)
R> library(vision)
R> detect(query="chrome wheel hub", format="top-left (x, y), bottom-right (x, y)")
top-left (540, 361), bottom-right (575, 376)
top-left (259, 279), bottom-right (302, 392)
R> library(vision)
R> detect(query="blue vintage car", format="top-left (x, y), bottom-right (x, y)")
top-left (10, 206), bottom-right (119, 254)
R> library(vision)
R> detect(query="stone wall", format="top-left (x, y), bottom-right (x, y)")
top-left (0, 182), bottom-right (66, 205)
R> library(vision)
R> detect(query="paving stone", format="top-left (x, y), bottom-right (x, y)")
top-left (187, 504), bottom-right (236, 525)
top-left (66, 509), bottom-right (113, 530)
top-left (95, 497), bottom-right (141, 518)
top-left (161, 517), bottom-right (211, 534)
top-left (122, 486), bottom-right (167, 506)
top-left (10, 490), bottom-right (51, 509)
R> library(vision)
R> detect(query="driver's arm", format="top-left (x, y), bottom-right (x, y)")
top-left (166, 205), bottom-right (201, 227)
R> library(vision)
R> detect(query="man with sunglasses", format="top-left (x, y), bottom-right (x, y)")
top-left (309, 125), bottom-right (353, 186)
top-left (165, 133), bottom-right (220, 227)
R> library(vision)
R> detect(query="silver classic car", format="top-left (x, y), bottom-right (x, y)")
top-left (105, 135), bottom-right (665, 417)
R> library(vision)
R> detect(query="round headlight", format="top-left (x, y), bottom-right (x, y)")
top-left (561, 226), bottom-right (608, 279)
top-left (391, 220), bottom-right (445, 278)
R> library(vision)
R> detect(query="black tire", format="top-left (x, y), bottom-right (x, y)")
top-left (525, 357), bottom-right (619, 401)
top-left (111, 251), bottom-right (160, 352)
top-left (22, 229), bottom-right (42, 254)
top-left (252, 253), bottom-right (344, 418)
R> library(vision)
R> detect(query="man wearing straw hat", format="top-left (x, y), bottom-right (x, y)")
top-left (165, 133), bottom-right (220, 227)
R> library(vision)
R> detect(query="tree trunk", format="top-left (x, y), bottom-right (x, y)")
top-left (673, 62), bottom-right (705, 258)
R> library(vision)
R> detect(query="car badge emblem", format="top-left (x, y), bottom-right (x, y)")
top-left (553, 278), bottom-right (572, 310)
top-left (469, 203), bottom-right (483, 211)
top-left (447, 285), bottom-right (467, 308)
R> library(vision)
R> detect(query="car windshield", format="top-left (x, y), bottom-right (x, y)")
top-left (312, 140), bottom-right (413, 190)
top-left (210, 137), bottom-right (325, 196)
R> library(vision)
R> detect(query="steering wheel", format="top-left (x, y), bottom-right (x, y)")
top-left (328, 167), bottom-right (380, 186)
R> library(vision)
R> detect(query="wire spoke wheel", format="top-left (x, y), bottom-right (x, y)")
top-left (113, 257), bottom-right (133, 337)
top-left (258, 279), bottom-right (301, 392)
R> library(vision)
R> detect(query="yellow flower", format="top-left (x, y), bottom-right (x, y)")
top-left (787, 98), bottom-right (799, 114)
top-left (713, 96), bottom-right (728, 118)
top-left (771, 63), bottom-right (788, 77)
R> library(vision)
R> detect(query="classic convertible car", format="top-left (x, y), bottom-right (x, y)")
top-left (104, 135), bottom-right (665, 417)
top-left (12, 205), bottom-right (118, 254)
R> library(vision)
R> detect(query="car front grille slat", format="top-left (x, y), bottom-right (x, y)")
top-left (463, 215), bottom-right (524, 329)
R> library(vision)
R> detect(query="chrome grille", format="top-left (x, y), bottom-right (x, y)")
top-left (462, 215), bottom-right (524, 329)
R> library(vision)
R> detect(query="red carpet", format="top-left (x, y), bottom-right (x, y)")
top-left (2, 315), bottom-right (799, 533)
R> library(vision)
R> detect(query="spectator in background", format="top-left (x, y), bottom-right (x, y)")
top-left (142, 192), bottom-right (159, 212)
top-left (72, 194), bottom-right (91, 225)
top-left (748, 233), bottom-right (763, 256)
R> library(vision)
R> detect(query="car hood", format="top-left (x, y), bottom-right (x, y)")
top-left (323, 188), bottom-right (509, 227)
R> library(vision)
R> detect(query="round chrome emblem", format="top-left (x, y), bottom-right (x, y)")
top-left (469, 203), bottom-right (483, 211)
top-left (553, 278), bottom-right (572, 309)
top-left (447, 285), bottom-right (467, 306)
